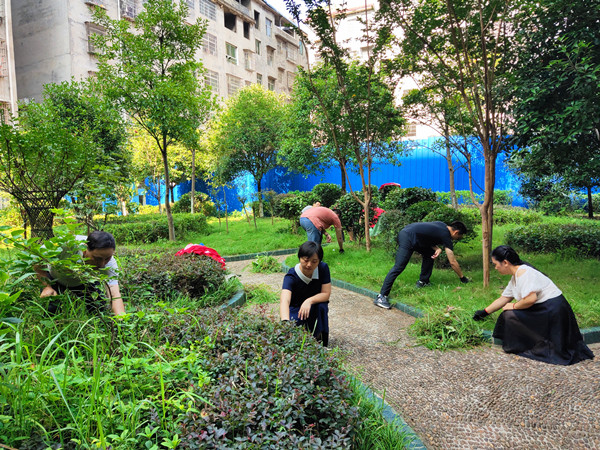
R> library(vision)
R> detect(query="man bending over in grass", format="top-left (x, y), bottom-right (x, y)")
top-left (34, 231), bottom-right (125, 316)
top-left (374, 221), bottom-right (469, 310)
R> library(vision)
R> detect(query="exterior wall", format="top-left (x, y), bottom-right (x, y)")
top-left (0, 0), bottom-right (18, 118)
top-left (12, 0), bottom-right (308, 103)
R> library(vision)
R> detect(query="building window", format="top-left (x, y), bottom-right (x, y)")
top-left (244, 50), bottom-right (254, 71)
top-left (255, 39), bottom-right (261, 55)
top-left (257, 73), bottom-right (263, 85)
top-left (277, 41), bottom-right (283, 54)
top-left (226, 43), bottom-right (237, 64)
top-left (267, 47), bottom-right (274, 66)
top-left (286, 44), bottom-right (297, 62)
top-left (121, 0), bottom-right (137, 20)
top-left (0, 40), bottom-right (8, 77)
top-left (205, 70), bottom-right (219, 92)
top-left (243, 21), bottom-right (250, 39)
top-left (277, 68), bottom-right (284, 83)
top-left (254, 11), bottom-right (260, 29)
top-left (186, 0), bottom-right (194, 10)
top-left (86, 22), bottom-right (106, 54)
top-left (199, 0), bottom-right (216, 20)
top-left (406, 123), bottom-right (417, 137)
top-left (224, 12), bottom-right (236, 31)
top-left (299, 40), bottom-right (304, 55)
top-left (267, 77), bottom-right (275, 91)
top-left (203, 33), bottom-right (217, 56)
top-left (287, 71), bottom-right (296, 88)
top-left (227, 74), bottom-right (242, 97)
top-left (265, 18), bottom-right (272, 37)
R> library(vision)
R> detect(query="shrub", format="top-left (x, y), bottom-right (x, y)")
top-left (505, 222), bottom-right (600, 258)
top-left (409, 306), bottom-right (487, 350)
top-left (381, 187), bottom-right (437, 212)
top-left (137, 204), bottom-right (160, 214)
top-left (494, 190), bottom-right (514, 206)
top-left (172, 192), bottom-right (216, 216)
top-left (104, 213), bottom-right (209, 244)
top-left (251, 255), bottom-right (281, 274)
top-left (159, 309), bottom-right (360, 448)
top-left (334, 192), bottom-right (378, 242)
top-left (403, 201), bottom-right (447, 224)
top-left (119, 249), bottom-right (226, 301)
top-left (492, 207), bottom-right (542, 225)
top-left (273, 191), bottom-right (317, 221)
top-left (377, 210), bottom-right (406, 256)
top-left (312, 183), bottom-right (342, 207)
top-left (378, 183), bottom-right (402, 202)
top-left (422, 205), bottom-right (477, 243)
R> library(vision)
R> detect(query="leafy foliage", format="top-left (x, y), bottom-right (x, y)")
top-left (172, 192), bottom-right (216, 216)
top-left (409, 306), bottom-right (487, 350)
top-left (334, 192), bottom-right (378, 242)
top-left (312, 183), bottom-right (343, 208)
top-left (250, 255), bottom-right (281, 274)
top-left (506, 222), bottom-right (600, 258)
top-left (103, 213), bottom-right (209, 244)
top-left (381, 187), bottom-right (437, 212)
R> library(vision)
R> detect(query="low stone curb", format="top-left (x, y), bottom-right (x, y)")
top-left (220, 289), bottom-right (246, 310)
top-left (223, 248), bottom-right (298, 262)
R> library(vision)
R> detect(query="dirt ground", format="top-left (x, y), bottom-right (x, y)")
top-left (227, 257), bottom-right (600, 449)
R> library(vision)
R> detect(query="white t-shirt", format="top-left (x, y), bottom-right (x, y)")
top-left (501, 265), bottom-right (561, 304)
top-left (48, 235), bottom-right (118, 287)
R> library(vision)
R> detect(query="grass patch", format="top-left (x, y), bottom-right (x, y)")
top-left (250, 254), bottom-right (282, 274)
top-left (244, 283), bottom-right (279, 305)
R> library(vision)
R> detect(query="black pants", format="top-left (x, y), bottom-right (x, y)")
top-left (380, 230), bottom-right (434, 296)
top-left (47, 282), bottom-right (108, 315)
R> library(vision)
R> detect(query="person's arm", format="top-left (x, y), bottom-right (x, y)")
top-left (34, 265), bottom-right (57, 297)
top-left (484, 295), bottom-right (514, 314)
top-left (107, 283), bottom-right (125, 315)
top-left (298, 282), bottom-right (331, 320)
top-left (503, 291), bottom-right (537, 311)
top-left (445, 248), bottom-right (464, 278)
top-left (280, 289), bottom-right (292, 321)
top-left (431, 246), bottom-right (442, 259)
top-left (334, 227), bottom-right (344, 252)
top-left (324, 231), bottom-right (332, 243)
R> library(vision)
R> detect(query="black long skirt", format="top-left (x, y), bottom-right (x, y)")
top-left (493, 295), bottom-right (594, 365)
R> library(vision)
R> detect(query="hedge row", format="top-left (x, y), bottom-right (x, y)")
top-left (506, 222), bottom-right (600, 258)
top-left (104, 213), bottom-right (209, 244)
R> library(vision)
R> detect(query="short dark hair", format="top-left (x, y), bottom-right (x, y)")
top-left (298, 241), bottom-right (323, 262)
top-left (449, 221), bottom-right (467, 236)
top-left (87, 231), bottom-right (116, 251)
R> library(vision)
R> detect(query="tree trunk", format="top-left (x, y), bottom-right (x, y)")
top-left (257, 179), bottom-right (264, 218)
top-left (157, 182), bottom-right (162, 214)
top-left (587, 186), bottom-right (593, 219)
top-left (479, 151), bottom-right (497, 287)
top-left (445, 135), bottom-right (458, 209)
top-left (191, 147), bottom-right (196, 215)
top-left (223, 186), bottom-right (229, 233)
top-left (340, 161), bottom-right (347, 194)
top-left (363, 188), bottom-right (372, 251)
top-left (162, 139), bottom-right (176, 241)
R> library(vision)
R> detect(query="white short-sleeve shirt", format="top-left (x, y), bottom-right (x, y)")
top-left (501, 265), bottom-right (561, 304)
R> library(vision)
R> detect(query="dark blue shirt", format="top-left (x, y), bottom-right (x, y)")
top-left (402, 221), bottom-right (454, 251)
top-left (282, 262), bottom-right (331, 308)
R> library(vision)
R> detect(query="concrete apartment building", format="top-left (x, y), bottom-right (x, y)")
top-left (0, 0), bottom-right (17, 122)
top-left (12, 0), bottom-right (308, 103)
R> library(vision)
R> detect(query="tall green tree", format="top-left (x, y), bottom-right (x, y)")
top-left (93, 0), bottom-right (214, 240)
top-left (508, 0), bottom-right (600, 218)
top-left (0, 81), bottom-right (122, 238)
top-left (205, 84), bottom-right (287, 217)
top-left (376, 0), bottom-right (512, 284)
top-left (283, 1), bottom-right (405, 251)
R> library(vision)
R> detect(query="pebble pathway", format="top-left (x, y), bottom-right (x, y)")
top-left (227, 258), bottom-right (600, 449)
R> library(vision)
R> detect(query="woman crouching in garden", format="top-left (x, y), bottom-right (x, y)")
top-left (280, 241), bottom-right (330, 346)
top-left (473, 245), bottom-right (594, 365)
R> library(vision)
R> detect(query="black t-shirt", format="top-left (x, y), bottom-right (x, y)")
top-left (402, 221), bottom-right (454, 251)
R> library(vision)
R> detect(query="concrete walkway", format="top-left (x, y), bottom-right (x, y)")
top-left (228, 258), bottom-right (600, 449)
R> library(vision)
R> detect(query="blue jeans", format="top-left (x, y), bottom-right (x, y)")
top-left (379, 230), bottom-right (435, 296)
top-left (300, 217), bottom-right (322, 244)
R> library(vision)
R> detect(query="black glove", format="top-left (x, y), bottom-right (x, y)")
top-left (460, 276), bottom-right (470, 284)
top-left (473, 309), bottom-right (489, 321)
top-left (339, 248), bottom-right (345, 254)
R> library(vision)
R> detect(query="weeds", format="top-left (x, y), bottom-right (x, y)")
top-left (250, 254), bottom-right (282, 274)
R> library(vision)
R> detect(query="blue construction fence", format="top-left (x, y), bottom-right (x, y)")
top-left (138, 136), bottom-right (525, 212)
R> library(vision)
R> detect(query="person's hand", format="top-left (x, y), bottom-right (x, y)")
top-left (432, 248), bottom-right (442, 259)
top-left (326, 234), bottom-right (332, 243)
top-left (41, 286), bottom-right (58, 297)
top-left (298, 300), bottom-right (312, 320)
top-left (338, 248), bottom-right (345, 254)
top-left (473, 309), bottom-right (489, 321)
top-left (460, 276), bottom-right (470, 284)
top-left (502, 303), bottom-right (516, 311)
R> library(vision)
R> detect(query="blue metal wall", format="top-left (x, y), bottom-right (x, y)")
top-left (150, 137), bottom-right (524, 210)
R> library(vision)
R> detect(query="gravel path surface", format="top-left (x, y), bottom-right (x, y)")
top-left (228, 258), bottom-right (600, 449)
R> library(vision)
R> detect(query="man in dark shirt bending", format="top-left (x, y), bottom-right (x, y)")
top-left (374, 221), bottom-right (469, 309)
